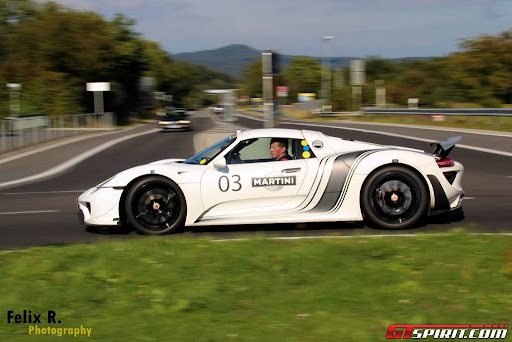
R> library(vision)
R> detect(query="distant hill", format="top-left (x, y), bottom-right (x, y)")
top-left (173, 44), bottom-right (431, 79)
top-left (174, 44), bottom-right (260, 78)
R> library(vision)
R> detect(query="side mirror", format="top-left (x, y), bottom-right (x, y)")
top-left (213, 157), bottom-right (227, 170)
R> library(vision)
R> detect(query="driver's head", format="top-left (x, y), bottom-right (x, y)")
top-left (270, 138), bottom-right (288, 159)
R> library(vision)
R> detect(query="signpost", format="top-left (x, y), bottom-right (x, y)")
top-left (86, 82), bottom-right (110, 113)
top-left (350, 60), bottom-right (365, 111)
top-left (375, 80), bottom-right (386, 108)
top-left (277, 86), bottom-right (288, 105)
top-left (321, 35), bottom-right (335, 112)
top-left (262, 51), bottom-right (280, 128)
top-left (7, 83), bottom-right (22, 116)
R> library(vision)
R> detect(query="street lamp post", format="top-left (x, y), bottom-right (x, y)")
top-left (321, 36), bottom-right (335, 111)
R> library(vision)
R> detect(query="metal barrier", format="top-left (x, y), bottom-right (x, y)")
top-left (0, 112), bottom-right (115, 153)
top-left (363, 107), bottom-right (512, 117)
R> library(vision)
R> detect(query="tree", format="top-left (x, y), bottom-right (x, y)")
top-left (281, 57), bottom-right (321, 102)
top-left (3, 5), bottom-right (117, 114)
top-left (5, 7), bottom-right (115, 81)
top-left (0, 0), bottom-right (37, 59)
top-left (240, 59), bottom-right (263, 98)
top-left (107, 14), bottom-right (148, 122)
top-left (458, 30), bottom-right (512, 104)
top-left (365, 56), bottom-right (397, 83)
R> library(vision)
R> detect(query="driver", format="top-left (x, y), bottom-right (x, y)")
top-left (270, 138), bottom-right (292, 161)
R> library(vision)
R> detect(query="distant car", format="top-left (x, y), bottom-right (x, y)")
top-left (77, 128), bottom-right (464, 235)
top-left (212, 105), bottom-right (225, 114)
top-left (158, 108), bottom-right (191, 131)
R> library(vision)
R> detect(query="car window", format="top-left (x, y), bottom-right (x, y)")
top-left (183, 133), bottom-right (237, 165)
top-left (226, 137), bottom-right (315, 164)
top-left (164, 109), bottom-right (186, 120)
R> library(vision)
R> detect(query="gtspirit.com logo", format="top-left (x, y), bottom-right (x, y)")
top-left (386, 324), bottom-right (508, 339)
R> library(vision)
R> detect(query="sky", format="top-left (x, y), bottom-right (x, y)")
top-left (51, 0), bottom-right (512, 58)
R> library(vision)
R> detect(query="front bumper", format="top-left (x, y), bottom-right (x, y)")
top-left (77, 186), bottom-right (123, 226)
top-left (158, 122), bottom-right (191, 130)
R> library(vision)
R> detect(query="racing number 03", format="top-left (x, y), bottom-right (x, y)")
top-left (218, 175), bottom-right (242, 192)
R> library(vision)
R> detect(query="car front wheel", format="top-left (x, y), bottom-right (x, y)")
top-left (361, 166), bottom-right (428, 229)
top-left (125, 176), bottom-right (186, 235)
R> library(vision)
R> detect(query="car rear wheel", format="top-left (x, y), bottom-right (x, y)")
top-left (125, 176), bottom-right (186, 235)
top-left (361, 166), bottom-right (427, 229)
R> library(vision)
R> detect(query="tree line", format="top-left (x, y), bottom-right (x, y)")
top-left (240, 29), bottom-right (512, 110)
top-left (0, 0), bottom-right (234, 122)
top-left (2, 1), bottom-right (510, 119)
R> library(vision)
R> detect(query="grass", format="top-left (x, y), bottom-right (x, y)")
top-left (339, 114), bottom-right (512, 132)
top-left (1, 233), bottom-right (511, 341)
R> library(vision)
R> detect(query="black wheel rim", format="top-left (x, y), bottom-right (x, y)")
top-left (132, 184), bottom-right (180, 231)
top-left (369, 173), bottom-right (420, 225)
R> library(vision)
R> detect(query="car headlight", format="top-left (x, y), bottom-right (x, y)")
top-left (179, 120), bottom-right (190, 124)
top-left (91, 176), bottom-right (115, 194)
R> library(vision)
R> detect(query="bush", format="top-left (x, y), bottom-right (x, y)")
top-left (331, 88), bottom-right (352, 111)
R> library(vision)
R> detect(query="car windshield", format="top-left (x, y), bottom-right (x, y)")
top-left (161, 114), bottom-right (181, 120)
top-left (162, 109), bottom-right (186, 120)
top-left (183, 133), bottom-right (237, 165)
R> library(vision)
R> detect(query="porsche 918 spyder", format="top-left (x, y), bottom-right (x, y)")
top-left (77, 128), bottom-right (464, 234)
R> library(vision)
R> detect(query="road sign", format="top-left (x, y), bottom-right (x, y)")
top-left (350, 60), bottom-right (366, 86)
top-left (86, 82), bottom-right (110, 92)
top-left (277, 86), bottom-right (288, 97)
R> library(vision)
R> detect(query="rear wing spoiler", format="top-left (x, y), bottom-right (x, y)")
top-left (430, 136), bottom-right (462, 158)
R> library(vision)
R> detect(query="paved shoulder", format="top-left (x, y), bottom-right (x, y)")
top-left (283, 119), bottom-right (512, 157)
top-left (327, 120), bottom-right (512, 152)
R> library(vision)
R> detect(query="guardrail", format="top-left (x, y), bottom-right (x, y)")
top-left (363, 107), bottom-right (512, 117)
top-left (1, 112), bottom-right (115, 153)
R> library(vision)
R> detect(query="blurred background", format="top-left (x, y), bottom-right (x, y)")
top-left (0, 1), bottom-right (511, 124)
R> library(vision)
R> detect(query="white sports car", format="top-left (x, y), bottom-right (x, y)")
top-left (77, 128), bottom-right (464, 234)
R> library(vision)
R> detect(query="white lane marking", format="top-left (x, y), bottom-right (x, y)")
top-left (236, 113), bottom-right (512, 156)
top-left (214, 232), bottom-right (512, 242)
top-left (0, 128), bottom-right (160, 190)
top-left (0, 210), bottom-right (60, 215)
top-left (235, 112), bottom-right (512, 138)
top-left (464, 197), bottom-right (476, 200)
top-left (2, 190), bottom-right (86, 195)
top-left (235, 112), bottom-right (266, 122)
top-left (215, 234), bottom-right (417, 242)
top-left (281, 121), bottom-right (512, 158)
top-left (452, 144), bottom-right (512, 157)
top-left (336, 120), bottom-right (512, 138)
top-left (0, 124), bottom-right (144, 165)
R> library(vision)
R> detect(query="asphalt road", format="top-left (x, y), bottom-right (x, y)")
top-left (0, 111), bottom-right (511, 249)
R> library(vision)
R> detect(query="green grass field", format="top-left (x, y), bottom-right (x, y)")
top-left (1, 233), bottom-right (511, 341)
top-left (340, 114), bottom-right (512, 132)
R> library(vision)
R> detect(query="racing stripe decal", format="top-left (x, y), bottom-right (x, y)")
top-left (308, 151), bottom-right (365, 213)
top-left (308, 150), bottom-right (379, 214)
top-left (294, 156), bottom-right (331, 211)
top-left (308, 155), bottom-right (351, 212)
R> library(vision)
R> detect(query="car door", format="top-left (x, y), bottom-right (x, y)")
top-left (200, 137), bottom-right (313, 218)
